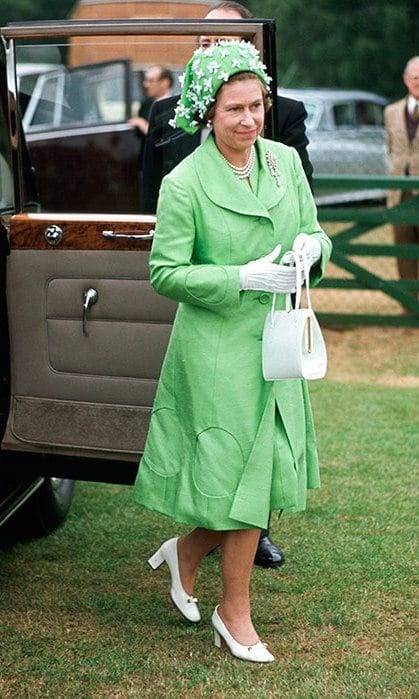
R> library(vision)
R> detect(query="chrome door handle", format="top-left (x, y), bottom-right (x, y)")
top-left (102, 229), bottom-right (154, 240)
top-left (82, 287), bottom-right (98, 336)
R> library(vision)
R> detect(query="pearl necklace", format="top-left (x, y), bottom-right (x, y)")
top-left (221, 146), bottom-right (256, 179)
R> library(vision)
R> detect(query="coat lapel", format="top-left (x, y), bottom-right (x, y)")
top-left (193, 135), bottom-right (287, 218)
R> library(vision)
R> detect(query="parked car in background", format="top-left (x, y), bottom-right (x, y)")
top-left (277, 88), bottom-right (389, 204)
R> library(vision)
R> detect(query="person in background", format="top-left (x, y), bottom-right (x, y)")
top-left (129, 64), bottom-right (174, 135)
top-left (384, 56), bottom-right (419, 305)
top-left (140, 0), bottom-right (314, 570)
top-left (133, 40), bottom-right (331, 663)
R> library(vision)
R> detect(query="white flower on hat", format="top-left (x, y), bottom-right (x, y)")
top-left (204, 46), bottom-right (216, 57)
top-left (176, 103), bottom-right (191, 118)
top-left (207, 61), bottom-right (220, 74)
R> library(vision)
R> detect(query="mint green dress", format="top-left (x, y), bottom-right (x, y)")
top-left (133, 135), bottom-right (332, 530)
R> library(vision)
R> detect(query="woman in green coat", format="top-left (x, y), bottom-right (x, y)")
top-left (133, 40), bottom-right (332, 663)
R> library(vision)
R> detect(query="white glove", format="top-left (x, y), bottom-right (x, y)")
top-left (239, 244), bottom-right (302, 294)
top-left (293, 233), bottom-right (322, 267)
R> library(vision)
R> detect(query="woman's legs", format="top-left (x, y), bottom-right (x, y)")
top-left (218, 529), bottom-right (261, 645)
top-left (177, 528), bottom-right (223, 594)
top-left (178, 527), bottom-right (261, 645)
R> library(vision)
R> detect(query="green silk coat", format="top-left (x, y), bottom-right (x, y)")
top-left (133, 135), bottom-right (332, 530)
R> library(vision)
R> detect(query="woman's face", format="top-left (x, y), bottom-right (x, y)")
top-left (211, 78), bottom-right (265, 157)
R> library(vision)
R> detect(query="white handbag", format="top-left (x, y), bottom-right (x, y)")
top-left (262, 251), bottom-right (327, 381)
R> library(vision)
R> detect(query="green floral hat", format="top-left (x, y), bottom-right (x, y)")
top-left (169, 40), bottom-right (272, 135)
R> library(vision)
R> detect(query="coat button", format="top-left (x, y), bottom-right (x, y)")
top-left (259, 293), bottom-right (270, 304)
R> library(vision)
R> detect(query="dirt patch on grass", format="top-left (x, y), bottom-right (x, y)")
top-left (323, 326), bottom-right (418, 388)
top-left (311, 222), bottom-right (418, 387)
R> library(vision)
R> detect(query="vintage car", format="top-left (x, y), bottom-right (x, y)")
top-left (277, 87), bottom-right (389, 204)
top-left (0, 16), bottom-right (277, 539)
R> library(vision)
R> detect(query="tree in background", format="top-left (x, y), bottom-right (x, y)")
top-left (248, 0), bottom-right (418, 100)
top-left (1, 0), bottom-right (417, 100)
top-left (0, 0), bottom-right (74, 25)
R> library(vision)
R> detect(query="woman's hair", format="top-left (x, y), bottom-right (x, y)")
top-left (209, 2), bottom-right (254, 19)
top-left (201, 72), bottom-right (272, 125)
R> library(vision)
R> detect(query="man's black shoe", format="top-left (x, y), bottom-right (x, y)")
top-left (254, 535), bottom-right (285, 568)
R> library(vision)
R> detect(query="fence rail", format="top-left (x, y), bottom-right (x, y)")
top-left (314, 175), bottom-right (419, 326)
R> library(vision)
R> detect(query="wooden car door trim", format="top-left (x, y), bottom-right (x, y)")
top-left (9, 213), bottom-right (156, 251)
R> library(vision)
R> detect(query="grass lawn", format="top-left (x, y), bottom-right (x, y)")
top-left (0, 377), bottom-right (417, 698)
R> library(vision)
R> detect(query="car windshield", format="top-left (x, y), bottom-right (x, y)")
top-left (333, 100), bottom-right (385, 128)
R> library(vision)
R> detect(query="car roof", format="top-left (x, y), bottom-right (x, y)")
top-left (277, 87), bottom-right (389, 105)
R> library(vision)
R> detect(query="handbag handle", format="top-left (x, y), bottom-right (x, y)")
top-left (269, 250), bottom-right (312, 324)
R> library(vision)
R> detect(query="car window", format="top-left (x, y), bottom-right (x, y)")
top-left (333, 100), bottom-right (385, 128)
top-left (355, 100), bottom-right (384, 127)
top-left (0, 53), bottom-right (14, 213)
top-left (26, 72), bottom-right (63, 127)
top-left (333, 102), bottom-right (356, 127)
top-left (0, 125), bottom-right (13, 213)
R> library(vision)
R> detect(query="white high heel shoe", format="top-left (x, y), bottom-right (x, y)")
top-left (211, 606), bottom-right (274, 663)
top-left (148, 537), bottom-right (201, 623)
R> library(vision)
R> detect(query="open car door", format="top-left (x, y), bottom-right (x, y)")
top-left (0, 19), bottom-right (277, 474)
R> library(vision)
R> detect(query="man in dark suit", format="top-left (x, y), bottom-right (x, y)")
top-left (141, 1), bottom-right (314, 569)
top-left (129, 65), bottom-right (174, 136)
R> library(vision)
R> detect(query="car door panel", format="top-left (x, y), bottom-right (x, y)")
top-left (3, 213), bottom-right (176, 461)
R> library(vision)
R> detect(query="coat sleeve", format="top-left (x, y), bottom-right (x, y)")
top-left (149, 174), bottom-right (241, 314)
top-left (291, 148), bottom-right (332, 286)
